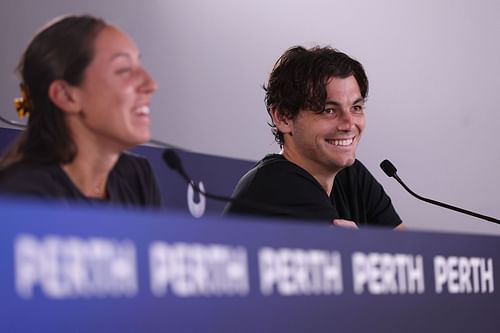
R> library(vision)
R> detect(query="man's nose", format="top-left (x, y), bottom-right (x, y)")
top-left (337, 110), bottom-right (354, 130)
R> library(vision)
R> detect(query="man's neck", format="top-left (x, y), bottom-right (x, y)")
top-left (280, 149), bottom-right (339, 195)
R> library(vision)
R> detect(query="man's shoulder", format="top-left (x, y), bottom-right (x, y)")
top-left (256, 153), bottom-right (289, 167)
top-left (234, 154), bottom-right (324, 198)
top-left (247, 154), bottom-right (316, 182)
top-left (227, 154), bottom-right (336, 220)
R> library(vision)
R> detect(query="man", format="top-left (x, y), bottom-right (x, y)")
top-left (225, 46), bottom-right (403, 229)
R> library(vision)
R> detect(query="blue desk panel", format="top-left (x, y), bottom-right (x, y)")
top-left (0, 198), bottom-right (498, 332)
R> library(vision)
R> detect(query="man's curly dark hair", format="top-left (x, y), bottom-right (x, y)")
top-left (263, 46), bottom-right (369, 146)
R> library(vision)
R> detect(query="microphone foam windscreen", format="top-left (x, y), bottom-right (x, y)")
top-left (380, 159), bottom-right (397, 177)
top-left (162, 149), bottom-right (182, 172)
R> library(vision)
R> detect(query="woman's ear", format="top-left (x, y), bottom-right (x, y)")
top-left (270, 107), bottom-right (293, 134)
top-left (48, 80), bottom-right (81, 114)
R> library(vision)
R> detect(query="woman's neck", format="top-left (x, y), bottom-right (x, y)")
top-left (62, 148), bottom-right (120, 199)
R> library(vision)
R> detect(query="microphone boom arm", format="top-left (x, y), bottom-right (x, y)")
top-left (380, 159), bottom-right (500, 225)
top-left (391, 173), bottom-right (500, 224)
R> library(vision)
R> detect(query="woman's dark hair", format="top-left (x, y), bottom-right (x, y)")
top-left (0, 14), bottom-right (107, 169)
top-left (264, 46), bottom-right (369, 146)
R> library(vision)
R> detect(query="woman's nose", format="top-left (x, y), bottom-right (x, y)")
top-left (139, 68), bottom-right (158, 94)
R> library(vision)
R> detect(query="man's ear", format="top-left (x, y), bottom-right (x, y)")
top-left (270, 108), bottom-right (293, 134)
top-left (48, 80), bottom-right (81, 114)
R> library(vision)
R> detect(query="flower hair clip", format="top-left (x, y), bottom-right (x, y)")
top-left (14, 83), bottom-right (32, 119)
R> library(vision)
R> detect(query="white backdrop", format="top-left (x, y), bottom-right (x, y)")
top-left (1, 0), bottom-right (499, 235)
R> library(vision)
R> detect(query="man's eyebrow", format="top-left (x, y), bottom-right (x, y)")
top-left (324, 97), bottom-right (365, 106)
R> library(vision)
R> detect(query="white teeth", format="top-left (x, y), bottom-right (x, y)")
top-left (327, 138), bottom-right (354, 146)
top-left (135, 106), bottom-right (150, 115)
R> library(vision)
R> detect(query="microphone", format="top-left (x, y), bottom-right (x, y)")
top-left (161, 148), bottom-right (314, 219)
top-left (162, 149), bottom-right (235, 203)
top-left (162, 149), bottom-right (191, 184)
top-left (380, 159), bottom-right (500, 225)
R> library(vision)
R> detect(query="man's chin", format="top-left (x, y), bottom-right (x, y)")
top-left (334, 157), bottom-right (356, 169)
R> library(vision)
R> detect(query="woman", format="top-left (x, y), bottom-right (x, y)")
top-left (0, 15), bottom-right (162, 207)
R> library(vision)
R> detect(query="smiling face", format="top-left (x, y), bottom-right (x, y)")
top-left (275, 75), bottom-right (365, 178)
top-left (69, 25), bottom-right (157, 152)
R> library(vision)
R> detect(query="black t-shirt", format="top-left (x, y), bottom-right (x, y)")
top-left (0, 153), bottom-right (162, 208)
top-left (225, 154), bottom-right (401, 228)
